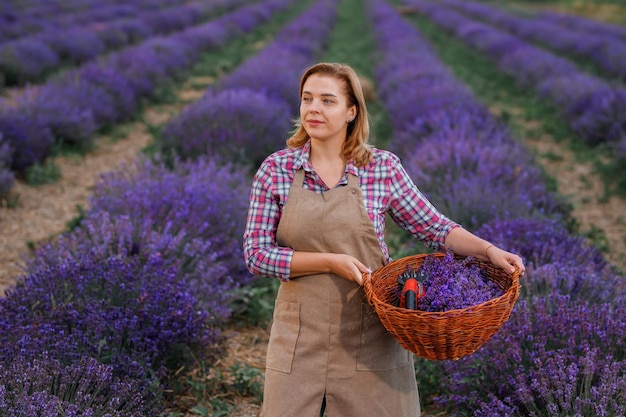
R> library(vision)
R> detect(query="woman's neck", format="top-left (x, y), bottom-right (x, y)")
top-left (310, 140), bottom-right (346, 188)
top-left (310, 135), bottom-right (344, 161)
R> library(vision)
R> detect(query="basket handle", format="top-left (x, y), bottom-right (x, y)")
top-left (361, 270), bottom-right (372, 285)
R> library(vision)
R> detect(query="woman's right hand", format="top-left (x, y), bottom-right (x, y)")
top-left (329, 253), bottom-right (371, 286)
top-left (290, 252), bottom-right (371, 285)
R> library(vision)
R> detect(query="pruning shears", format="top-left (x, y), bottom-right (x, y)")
top-left (397, 265), bottom-right (427, 310)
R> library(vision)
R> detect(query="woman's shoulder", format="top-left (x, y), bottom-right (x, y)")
top-left (356, 147), bottom-right (404, 180)
top-left (367, 147), bottom-right (403, 169)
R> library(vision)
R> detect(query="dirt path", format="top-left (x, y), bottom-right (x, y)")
top-left (528, 132), bottom-right (626, 269)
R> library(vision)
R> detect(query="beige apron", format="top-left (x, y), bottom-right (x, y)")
top-left (262, 169), bottom-right (420, 417)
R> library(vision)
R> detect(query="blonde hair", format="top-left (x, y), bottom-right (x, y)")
top-left (286, 62), bottom-right (373, 167)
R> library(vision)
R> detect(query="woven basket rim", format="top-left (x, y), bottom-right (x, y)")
top-left (362, 252), bottom-right (521, 360)
top-left (364, 252), bottom-right (521, 317)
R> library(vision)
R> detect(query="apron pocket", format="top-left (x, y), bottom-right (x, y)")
top-left (357, 303), bottom-right (411, 371)
top-left (266, 300), bottom-right (301, 373)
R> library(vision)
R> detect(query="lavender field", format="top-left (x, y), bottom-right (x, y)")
top-left (1, 0), bottom-right (625, 415)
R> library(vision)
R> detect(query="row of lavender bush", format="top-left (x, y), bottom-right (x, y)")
top-left (409, 1), bottom-right (626, 161)
top-left (442, 0), bottom-right (626, 82)
top-left (0, 0), bottom-right (340, 414)
top-left (0, 0), bottom-right (246, 87)
top-left (0, 0), bottom-right (284, 200)
top-left (0, 0), bottom-right (182, 44)
top-left (159, 0), bottom-right (338, 170)
top-left (369, 1), bottom-right (569, 231)
top-left (537, 7), bottom-right (626, 42)
top-left (367, 1), bottom-right (625, 415)
top-left (0, 157), bottom-right (253, 416)
top-left (443, 0), bottom-right (626, 192)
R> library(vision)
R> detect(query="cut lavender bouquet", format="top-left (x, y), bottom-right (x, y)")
top-left (413, 251), bottom-right (504, 312)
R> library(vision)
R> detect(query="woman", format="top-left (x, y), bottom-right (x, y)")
top-left (243, 62), bottom-right (525, 416)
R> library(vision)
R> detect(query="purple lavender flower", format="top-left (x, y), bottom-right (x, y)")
top-left (48, 75), bottom-right (120, 128)
top-left (444, 0), bottom-right (626, 82)
top-left (404, 133), bottom-right (569, 229)
top-left (218, 0), bottom-right (338, 113)
top-left (160, 88), bottom-right (292, 167)
top-left (35, 27), bottom-right (106, 65)
top-left (27, 156), bottom-right (254, 317)
top-left (539, 9), bottom-right (626, 42)
top-left (476, 218), bottom-right (625, 303)
top-left (397, 101), bottom-right (501, 143)
top-left (140, 3), bottom-right (206, 34)
top-left (114, 18), bottom-right (153, 43)
top-left (0, 106), bottom-right (55, 171)
top-left (0, 38), bottom-right (60, 85)
top-left (75, 64), bottom-right (140, 120)
top-left (498, 46), bottom-right (579, 88)
top-left (176, 18), bottom-right (230, 51)
top-left (219, 47), bottom-right (309, 113)
top-left (0, 355), bottom-right (157, 416)
top-left (410, 0), bottom-right (625, 149)
top-left (105, 46), bottom-right (169, 97)
top-left (0, 133), bottom-right (13, 198)
top-left (569, 87), bottom-right (626, 146)
top-left (0, 135), bottom-right (11, 167)
top-left (2, 253), bottom-right (214, 382)
top-left (477, 218), bottom-right (609, 269)
top-left (435, 294), bottom-right (626, 416)
top-left (11, 85), bottom-right (97, 149)
top-left (413, 252), bottom-right (503, 312)
top-left (140, 37), bottom-right (195, 77)
top-left (536, 73), bottom-right (607, 112)
top-left (92, 22), bottom-right (129, 50)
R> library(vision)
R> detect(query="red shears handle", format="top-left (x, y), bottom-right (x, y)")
top-left (402, 278), bottom-right (425, 310)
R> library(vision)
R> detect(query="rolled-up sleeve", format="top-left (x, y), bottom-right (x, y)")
top-left (387, 156), bottom-right (459, 249)
top-left (243, 160), bottom-right (293, 281)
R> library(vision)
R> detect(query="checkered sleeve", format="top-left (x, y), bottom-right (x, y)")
top-left (386, 155), bottom-right (460, 249)
top-left (243, 160), bottom-right (293, 281)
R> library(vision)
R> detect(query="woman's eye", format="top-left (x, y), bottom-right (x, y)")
top-left (323, 99), bottom-right (334, 104)
top-left (302, 97), bottom-right (312, 103)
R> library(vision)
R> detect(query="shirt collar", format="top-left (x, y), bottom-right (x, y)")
top-left (296, 140), bottom-right (360, 178)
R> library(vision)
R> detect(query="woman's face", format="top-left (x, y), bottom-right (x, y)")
top-left (300, 74), bottom-right (356, 144)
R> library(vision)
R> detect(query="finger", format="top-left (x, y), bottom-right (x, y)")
top-left (355, 269), bottom-right (365, 286)
top-left (509, 257), bottom-right (525, 276)
top-left (354, 260), bottom-right (371, 274)
top-left (512, 255), bottom-right (525, 271)
top-left (502, 258), bottom-right (517, 275)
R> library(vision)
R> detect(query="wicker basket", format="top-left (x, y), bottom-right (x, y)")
top-left (363, 253), bottom-right (521, 361)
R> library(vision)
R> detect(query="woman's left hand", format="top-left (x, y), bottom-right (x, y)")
top-left (486, 245), bottom-right (526, 277)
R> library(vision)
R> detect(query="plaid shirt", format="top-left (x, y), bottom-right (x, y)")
top-left (243, 141), bottom-right (459, 281)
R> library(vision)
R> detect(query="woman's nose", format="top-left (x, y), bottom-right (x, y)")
top-left (309, 98), bottom-right (322, 111)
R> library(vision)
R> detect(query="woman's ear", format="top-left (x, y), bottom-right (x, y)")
top-left (348, 106), bottom-right (357, 122)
